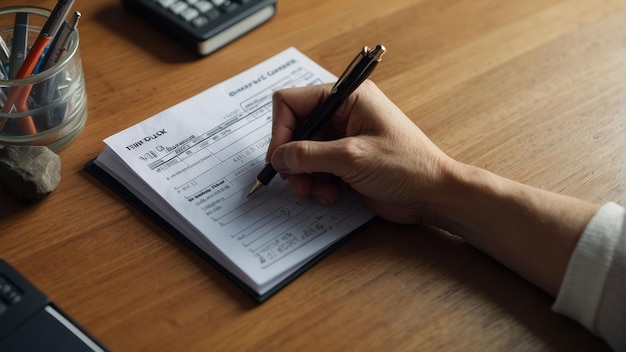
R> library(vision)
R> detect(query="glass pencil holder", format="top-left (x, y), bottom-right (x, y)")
top-left (0, 6), bottom-right (87, 151)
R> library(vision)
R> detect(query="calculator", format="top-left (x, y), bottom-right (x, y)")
top-left (0, 259), bottom-right (108, 351)
top-left (121, 0), bottom-right (277, 56)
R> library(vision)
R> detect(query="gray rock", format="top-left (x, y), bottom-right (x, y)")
top-left (0, 145), bottom-right (61, 202)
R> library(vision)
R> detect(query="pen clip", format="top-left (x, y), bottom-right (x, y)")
top-left (331, 46), bottom-right (368, 94)
top-left (344, 44), bottom-right (386, 92)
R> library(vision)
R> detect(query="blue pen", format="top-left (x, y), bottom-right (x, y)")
top-left (34, 46), bottom-right (51, 74)
top-left (39, 11), bottom-right (80, 72)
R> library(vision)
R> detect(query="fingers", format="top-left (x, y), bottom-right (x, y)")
top-left (267, 84), bottom-right (333, 160)
top-left (267, 80), bottom-right (387, 159)
top-left (266, 80), bottom-right (436, 211)
top-left (284, 173), bottom-right (340, 206)
top-left (270, 137), bottom-right (365, 178)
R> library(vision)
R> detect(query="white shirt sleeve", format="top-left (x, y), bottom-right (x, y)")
top-left (552, 202), bottom-right (625, 351)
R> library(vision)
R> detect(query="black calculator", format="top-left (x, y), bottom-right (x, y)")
top-left (122, 0), bottom-right (277, 56)
top-left (0, 260), bottom-right (108, 351)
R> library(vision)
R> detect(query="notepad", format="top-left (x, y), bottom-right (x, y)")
top-left (85, 48), bottom-right (374, 302)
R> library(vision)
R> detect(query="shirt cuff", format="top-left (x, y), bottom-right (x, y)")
top-left (552, 202), bottom-right (624, 332)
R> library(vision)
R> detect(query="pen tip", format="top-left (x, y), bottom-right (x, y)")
top-left (247, 181), bottom-right (263, 197)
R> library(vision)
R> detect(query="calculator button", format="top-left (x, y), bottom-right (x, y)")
top-left (0, 277), bottom-right (10, 293)
top-left (191, 16), bottom-right (210, 27)
top-left (181, 7), bottom-right (200, 21)
top-left (221, 1), bottom-right (240, 13)
top-left (156, 0), bottom-right (177, 7)
top-left (212, 0), bottom-right (226, 6)
top-left (0, 275), bottom-right (23, 305)
top-left (206, 8), bottom-right (221, 20)
top-left (195, 0), bottom-right (214, 13)
top-left (6, 290), bottom-right (21, 304)
top-left (169, 1), bottom-right (189, 14)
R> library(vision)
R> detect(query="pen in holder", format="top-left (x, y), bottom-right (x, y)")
top-left (0, 6), bottom-right (87, 151)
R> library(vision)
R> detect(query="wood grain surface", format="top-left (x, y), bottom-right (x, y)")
top-left (1, 0), bottom-right (623, 350)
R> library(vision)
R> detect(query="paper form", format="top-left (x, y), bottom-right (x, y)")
top-left (94, 48), bottom-right (374, 295)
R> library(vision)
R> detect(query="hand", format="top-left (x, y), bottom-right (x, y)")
top-left (268, 81), bottom-right (599, 296)
top-left (267, 80), bottom-right (455, 224)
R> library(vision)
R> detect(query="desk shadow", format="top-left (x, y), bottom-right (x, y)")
top-left (346, 222), bottom-right (611, 351)
top-left (0, 185), bottom-right (39, 218)
top-left (92, 4), bottom-right (199, 63)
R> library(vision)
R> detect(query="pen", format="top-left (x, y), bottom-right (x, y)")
top-left (0, 0), bottom-right (75, 134)
top-left (35, 11), bottom-right (80, 131)
top-left (0, 36), bottom-right (10, 78)
top-left (8, 12), bottom-right (28, 79)
top-left (0, 36), bottom-right (9, 66)
top-left (248, 44), bottom-right (387, 196)
top-left (39, 11), bottom-right (81, 71)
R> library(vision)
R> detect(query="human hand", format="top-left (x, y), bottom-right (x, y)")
top-left (267, 80), bottom-right (457, 224)
top-left (268, 81), bottom-right (602, 298)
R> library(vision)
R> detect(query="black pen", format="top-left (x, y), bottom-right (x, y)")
top-left (8, 12), bottom-right (28, 79)
top-left (248, 44), bottom-right (386, 196)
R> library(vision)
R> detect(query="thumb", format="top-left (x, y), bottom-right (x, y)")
top-left (270, 139), bottom-right (353, 176)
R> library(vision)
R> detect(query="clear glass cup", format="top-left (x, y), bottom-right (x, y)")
top-left (0, 6), bottom-right (87, 151)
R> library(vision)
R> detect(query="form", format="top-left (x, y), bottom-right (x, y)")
top-left (93, 48), bottom-right (374, 296)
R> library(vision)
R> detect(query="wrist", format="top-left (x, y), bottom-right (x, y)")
top-left (424, 160), bottom-right (497, 234)
top-left (425, 159), bottom-right (600, 295)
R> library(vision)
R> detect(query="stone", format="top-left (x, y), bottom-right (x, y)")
top-left (0, 145), bottom-right (61, 202)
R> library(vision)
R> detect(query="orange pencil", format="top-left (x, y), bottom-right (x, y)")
top-left (0, 0), bottom-right (74, 135)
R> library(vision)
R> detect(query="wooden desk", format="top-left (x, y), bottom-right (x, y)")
top-left (1, 0), bottom-right (623, 350)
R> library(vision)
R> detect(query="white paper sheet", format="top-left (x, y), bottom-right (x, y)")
top-left (94, 48), bottom-right (374, 295)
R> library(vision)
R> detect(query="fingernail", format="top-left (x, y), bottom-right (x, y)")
top-left (272, 148), bottom-right (290, 172)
